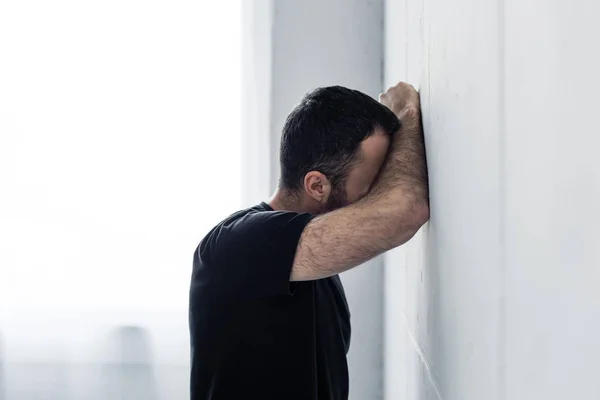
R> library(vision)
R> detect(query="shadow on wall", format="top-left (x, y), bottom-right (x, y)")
top-left (421, 224), bottom-right (443, 397)
top-left (407, 223), bottom-right (444, 399)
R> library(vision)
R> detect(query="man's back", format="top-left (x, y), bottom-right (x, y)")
top-left (189, 203), bottom-right (351, 400)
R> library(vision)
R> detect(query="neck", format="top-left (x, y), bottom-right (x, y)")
top-left (268, 188), bottom-right (318, 214)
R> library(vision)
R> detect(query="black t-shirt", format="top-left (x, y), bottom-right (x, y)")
top-left (189, 202), bottom-right (351, 400)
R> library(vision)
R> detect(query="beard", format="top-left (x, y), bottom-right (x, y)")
top-left (321, 183), bottom-right (348, 214)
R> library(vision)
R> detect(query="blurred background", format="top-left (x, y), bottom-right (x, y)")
top-left (2, 0), bottom-right (600, 399)
top-left (0, 1), bottom-right (241, 399)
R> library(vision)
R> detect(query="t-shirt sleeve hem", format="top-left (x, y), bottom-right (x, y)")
top-left (269, 212), bottom-right (314, 296)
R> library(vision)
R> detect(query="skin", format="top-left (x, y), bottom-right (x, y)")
top-left (270, 81), bottom-right (430, 282)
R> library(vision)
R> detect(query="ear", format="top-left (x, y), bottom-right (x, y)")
top-left (303, 171), bottom-right (332, 203)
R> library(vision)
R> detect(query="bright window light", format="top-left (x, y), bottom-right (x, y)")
top-left (0, 0), bottom-right (241, 395)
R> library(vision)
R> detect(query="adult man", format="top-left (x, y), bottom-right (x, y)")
top-left (189, 82), bottom-right (429, 399)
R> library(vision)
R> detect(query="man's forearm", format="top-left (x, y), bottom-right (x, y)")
top-left (290, 86), bottom-right (430, 281)
top-left (371, 107), bottom-right (429, 208)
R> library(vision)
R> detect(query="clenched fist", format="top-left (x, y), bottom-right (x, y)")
top-left (378, 82), bottom-right (420, 118)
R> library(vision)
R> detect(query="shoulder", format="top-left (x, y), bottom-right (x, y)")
top-left (193, 205), bottom-right (315, 298)
top-left (199, 205), bottom-right (313, 262)
top-left (224, 209), bottom-right (312, 239)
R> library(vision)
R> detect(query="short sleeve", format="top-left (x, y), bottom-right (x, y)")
top-left (200, 210), bottom-right (314, 299)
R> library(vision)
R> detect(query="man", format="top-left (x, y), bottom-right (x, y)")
top-left (189, 82), bottom-right (429, 399)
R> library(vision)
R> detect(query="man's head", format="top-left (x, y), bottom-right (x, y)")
top-left (279, 86), bottom-right (400, 214)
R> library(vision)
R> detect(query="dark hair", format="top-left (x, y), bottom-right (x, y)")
top-left (279, 86), bottom-right (400, 191)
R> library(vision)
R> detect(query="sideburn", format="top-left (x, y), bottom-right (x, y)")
top-left (323, 182), bottom-right (348, 213)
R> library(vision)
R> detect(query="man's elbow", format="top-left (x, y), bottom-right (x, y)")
top-left (390, 201), bottom-right (429, 248)
top-left (414, 201), bottom-right (430, 227)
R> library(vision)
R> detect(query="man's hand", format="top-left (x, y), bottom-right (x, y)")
top-left (379, 82), bottom-right (421, 119)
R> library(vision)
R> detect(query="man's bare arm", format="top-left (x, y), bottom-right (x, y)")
top-left (291, 82), bottom-right (429, 281)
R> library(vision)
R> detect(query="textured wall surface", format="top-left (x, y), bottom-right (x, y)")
top-left (384, 0), bottom-right (600, 399)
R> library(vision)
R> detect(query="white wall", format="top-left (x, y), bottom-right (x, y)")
top-left (241, 0), bottom-right (274, 207)
top-left (384, 0), bottom-right (600, 399)
top-left (504, 1), bottom-right (600, 397)
top-left (243, 1), bottom-right (386, 398)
